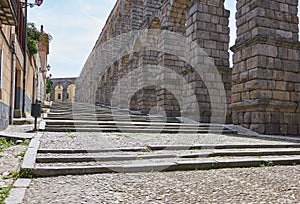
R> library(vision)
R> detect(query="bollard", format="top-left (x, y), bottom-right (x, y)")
top-left (31, 103), bottom-right (41, 131)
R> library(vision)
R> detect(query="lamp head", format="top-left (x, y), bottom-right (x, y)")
top-left (35, 0), bottom-right (43, 6)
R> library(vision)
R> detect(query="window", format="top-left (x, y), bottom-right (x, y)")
top-left (58, 93), bottom-right (61, 100)
top-left (66, 93), bottom-right (69, 99)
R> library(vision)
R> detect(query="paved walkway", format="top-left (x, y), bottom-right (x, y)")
top-left (23, 165), bottom-right (300, 203)
top-left (2, 124), bottom-right (300, 203)
top-left (0, 127), bottom-right (29, 204)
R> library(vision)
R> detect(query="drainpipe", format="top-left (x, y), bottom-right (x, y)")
top-left (22, 0), bottom-right (28, 117)
top-left (9, 31), bottom-right (16, 124)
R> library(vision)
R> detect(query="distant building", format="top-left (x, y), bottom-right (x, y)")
top-left (49, 77), bottom-right (77, 103)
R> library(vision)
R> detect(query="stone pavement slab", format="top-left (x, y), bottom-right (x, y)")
top-left (23, 165), bottom-right (300, 203)
top-left (0, 132), bottom-right (34, 142)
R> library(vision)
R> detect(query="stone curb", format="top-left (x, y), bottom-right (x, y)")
top-left (4, 179), bottom-right (31, 204)
top-left (4, 134), bottom-right (41, 204)
top-left (21, 133), bottom-right (42, 170)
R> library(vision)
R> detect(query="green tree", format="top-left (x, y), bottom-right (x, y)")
top-left (46, 77), bottom-right (53, 94)
top-left (26, 22), bottom-right (52, 57)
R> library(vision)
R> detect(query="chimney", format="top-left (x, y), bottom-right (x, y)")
top-left (40, 25), bottom-right (44, 33)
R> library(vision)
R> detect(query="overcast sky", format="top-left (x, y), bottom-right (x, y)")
top-left (28, 1), bottom-right (299, 78)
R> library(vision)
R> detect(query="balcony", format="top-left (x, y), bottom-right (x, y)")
top-left (0, 0), bottom-right (18, 25)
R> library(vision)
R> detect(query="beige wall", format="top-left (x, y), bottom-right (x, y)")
top-left (54, 85), bottom-right (63, 102)
top-left (26, 56), bottom-right (35, 102)
top-left (67, 84), bottom-right (76, 103)
top-left (0, 23), bottom-right (46, 122)
top-left (0, 25), bottom-right (13, 107)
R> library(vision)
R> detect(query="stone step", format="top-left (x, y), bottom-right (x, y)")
top-left (44, 124), bottom-right (226, 129)
top-left (42, 118), bottom-right (235, 133)
top-left (47, 111), bottom-right (160, 116)
top-left (44, 121), bottom-right (225, 128)
top-left (41, 127), bottom-right (235, 134)
top-left (46, 102), bottom-right (230, 134)
top-left (37, 144), bottom-right (300, 154)
top-left (46, 115), bottom-right (165, 121)
top-left (49, 108), bottom-right (107, 112)
top-left (43, 119), bottom-right (224, 127)
top-left (48, 111), bottom-right (113, 114)
top-left (45, 117), bottom-right (166, 123)
top-left (29, 156), bottom-right (300, 177)
top-left (36, 148), bottom-right (300, 163)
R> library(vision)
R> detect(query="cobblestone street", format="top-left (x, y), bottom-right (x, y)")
top-left (24, 166), bottom-right (300, 203)
top-left (2, 124), bottom-right (299, 203)
top-left (0, 0), bottom-right (299, 202)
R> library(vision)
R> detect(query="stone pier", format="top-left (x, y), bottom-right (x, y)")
top-left (75, 0), bottom-right (299, 136)
top-left (231, 0), bottom-right (300, 135)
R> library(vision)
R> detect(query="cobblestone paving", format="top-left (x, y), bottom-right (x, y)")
top-left (0, 145), bottom-right (27, 187)
top-left (0, 125), bottom-right (31, 202)
top-left (39, 132), bottom-right (292, 150)
top-left (24, 165), bottom-right (300, 203)
top-left (2, 124), bottom-right (34, 133)
top-left (3, 124), bottom-right (300, 203)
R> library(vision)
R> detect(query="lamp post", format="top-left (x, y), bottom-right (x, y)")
top-left (21, 0), bottom-right (44, 117)
top-left (20, 0), bottom-right (44, 130)
top-left (32, 63), bottom-right (49, 131)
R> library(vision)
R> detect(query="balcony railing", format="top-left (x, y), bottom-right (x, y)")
top-left (0, 0), bottom-right (18, 25)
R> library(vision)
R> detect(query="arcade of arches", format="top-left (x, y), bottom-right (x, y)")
top-left (49, 78), bottom-right (77, 103)
top-left (76, 0), bottom-right (300, 136)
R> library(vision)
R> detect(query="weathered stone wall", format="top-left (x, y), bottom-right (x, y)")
top-left (231, 0), bottom-right (300, 135)
top-left (50, 78), bottom-right (77, 102)
top-left (76, 0), bottom-right (300, 135)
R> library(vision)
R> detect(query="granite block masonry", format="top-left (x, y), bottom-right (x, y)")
top-left (75, 0), bottom-right (299, 136)
top-left (231, 0), bottom-right (300, 135)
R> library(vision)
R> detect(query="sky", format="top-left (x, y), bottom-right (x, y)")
top-left (28, 0), bottom-right (117, 78)
top-left (28, 1), bottom-right (299, 78)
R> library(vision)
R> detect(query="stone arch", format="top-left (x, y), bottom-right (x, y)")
top-left (66, 84), bottom-right (76, 103)
top-left (50, 78), bottom-right (77, 102)
top-left (160, 0), bottom-right (191, 33)
top-left (54, 85), bottom-right (63, 102)
top-left (224, 0), bottom-right (236, 67)
top-left (129, 85), bottom-right (180, 117)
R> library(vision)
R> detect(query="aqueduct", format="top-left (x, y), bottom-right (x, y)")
top-left (75, 0), bottom-right (300, 136)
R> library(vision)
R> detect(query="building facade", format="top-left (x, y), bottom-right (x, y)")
top-left (0, 0), bottom-right (49, 130)
top-left (49, 77), bottom-right (77, 103)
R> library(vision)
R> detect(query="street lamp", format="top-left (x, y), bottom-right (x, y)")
top-left (20, 0), bottom-right (44, 129)
top-left (20, 0), bottom-right (43, 8)
top-left (39, 64), bottom-right (51, 73)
